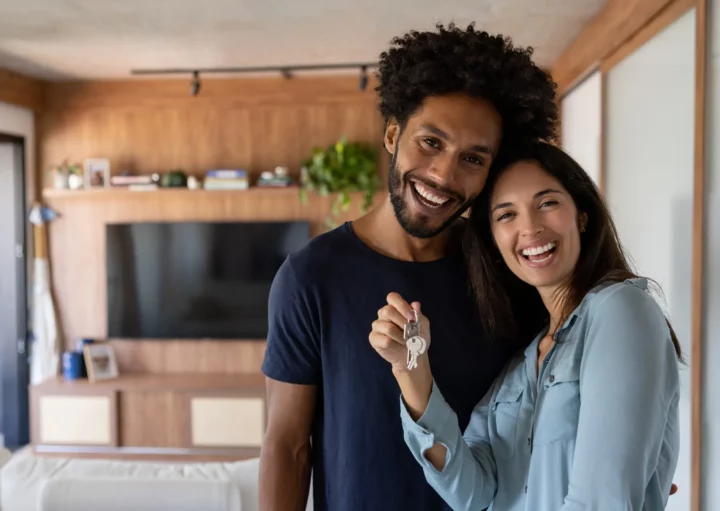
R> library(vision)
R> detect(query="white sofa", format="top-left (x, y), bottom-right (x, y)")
top-left (0, 449), bottom-right (313, 511)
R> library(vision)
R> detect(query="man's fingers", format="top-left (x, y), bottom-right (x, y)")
top-left (411, 301), bottom-right (421, 313)
top-left (387, 292), bottom-right (414, 322)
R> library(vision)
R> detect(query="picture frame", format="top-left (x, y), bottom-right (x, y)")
top-left (83, 158), bottom-right (111, 189)
top-left (83, 342), bottom-right (119, 382)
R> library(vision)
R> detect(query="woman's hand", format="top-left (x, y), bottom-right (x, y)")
top-left (370, 293), bottom-right (434, 421)
top-left (369, 292), bottom-right (431, 374)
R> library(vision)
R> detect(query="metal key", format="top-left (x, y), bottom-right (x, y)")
top-left (404, 310), bottom-right (427, 371)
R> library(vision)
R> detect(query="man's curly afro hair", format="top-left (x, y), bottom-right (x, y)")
top-left (375, 23), bottom-right (558, 144)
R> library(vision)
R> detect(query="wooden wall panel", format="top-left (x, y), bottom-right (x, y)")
top-left (39, 74), bottom-right (386, 376)
top-left (552, 0), bottom-right (675, 93)
top-left (44, 187), bottom-right (383, 374)
top-left (0, 67), bottom-right (46, 112)
top-left (40, 75), bottom-right (384, 187)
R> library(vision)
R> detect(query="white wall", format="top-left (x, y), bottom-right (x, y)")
top-left (561, 70), bottom-right (602, 187)
top-left (605, 9), bottom-right (696, 511)
top-left (0, 101), bottom-right (35, 202)
top-left (702, 1), bottom-right (720, 509)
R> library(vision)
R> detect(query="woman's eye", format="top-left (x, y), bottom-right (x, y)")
top-left (540, 200), bottom-right (558, 208)
top-left (424, 138), bottom-right (440, 149)
top-left (496, 212), bottom-right (513, 222)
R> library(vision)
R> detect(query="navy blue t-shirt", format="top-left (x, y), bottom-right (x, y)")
top-left (261, 222), bottom-right (510, 511)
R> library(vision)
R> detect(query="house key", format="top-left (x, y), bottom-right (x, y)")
top-left (404, 310), bottom-right (427, 370)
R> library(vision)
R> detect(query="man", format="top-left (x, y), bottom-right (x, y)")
top-left (259, 23), bottom-right (558, 511)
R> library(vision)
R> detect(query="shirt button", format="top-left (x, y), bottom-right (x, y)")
top-left (528, 437), bottom-right (531, 446)
top-left (525, 485), bottom-right (528, 493)
top-left (549, 375), bottom-right (555, 383)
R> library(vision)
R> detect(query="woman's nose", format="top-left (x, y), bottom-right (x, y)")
top-left (519, 214), bottom-right (544, 237)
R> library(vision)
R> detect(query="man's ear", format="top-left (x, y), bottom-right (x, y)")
top-left (384, 118), bottom-right (400, 155)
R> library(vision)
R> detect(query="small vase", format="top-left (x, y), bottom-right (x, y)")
top-left (68, 174), bottom-right (83, 190)
top-left (53, 171), bottom-right (69, 189)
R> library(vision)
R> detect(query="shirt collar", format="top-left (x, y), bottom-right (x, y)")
top-left (521, 277), bottom-right (649, 360)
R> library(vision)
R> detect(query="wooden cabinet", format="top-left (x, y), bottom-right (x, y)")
top-left (30, 373), bottom-right (266, 461)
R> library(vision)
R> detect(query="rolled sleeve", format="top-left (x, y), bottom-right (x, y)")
top-left (400, 381), bottom-right (458, 462)
top-left (400, 380), bottom-right (498, 511)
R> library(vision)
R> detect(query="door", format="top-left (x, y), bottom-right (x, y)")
top-left (604, 9), bottom-right (696, 511)
top-left (0, 134), bottom-right (29, 449)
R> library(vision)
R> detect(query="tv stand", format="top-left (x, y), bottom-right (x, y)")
top-left (30, 373), bottom-right (266, 462)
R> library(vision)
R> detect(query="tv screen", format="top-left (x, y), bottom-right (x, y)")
top-left (106, 221), bottom-right (310, 339)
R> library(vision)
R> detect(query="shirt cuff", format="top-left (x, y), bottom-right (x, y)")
top-left (399, 380), bottom-right (458, 458)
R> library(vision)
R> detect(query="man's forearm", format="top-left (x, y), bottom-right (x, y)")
top-left (259, 441), bottom-right (312, 511)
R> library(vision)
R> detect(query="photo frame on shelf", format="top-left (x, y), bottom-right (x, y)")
top-left (83, 158), bottom-right (111, 189)
top-left (83, 342), bottom-right (119, 382)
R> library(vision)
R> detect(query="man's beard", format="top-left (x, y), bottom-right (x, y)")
top-left (388, 151), bottom-right (472, 239)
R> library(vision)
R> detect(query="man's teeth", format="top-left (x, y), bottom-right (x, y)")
top-left (522, 242), bottom-right (556, 257)
top-left (413, 182), bottom-right (449, 206)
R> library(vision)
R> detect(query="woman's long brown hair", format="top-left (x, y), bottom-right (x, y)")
top-left (464, 141), bottom-right (683, 360)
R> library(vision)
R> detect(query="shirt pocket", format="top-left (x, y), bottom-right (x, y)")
top-left (490, 385), bottom-right (523, 458)
top-left (534, 360), bottom-right (581, 445)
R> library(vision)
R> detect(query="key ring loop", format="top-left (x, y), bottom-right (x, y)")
top-left (410, 309), bottom-right (419, 324)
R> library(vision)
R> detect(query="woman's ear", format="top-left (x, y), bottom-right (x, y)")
top-left (384, 118), bottom-right (400, 155)
top-left (579, 212), bottom-right (589, 233)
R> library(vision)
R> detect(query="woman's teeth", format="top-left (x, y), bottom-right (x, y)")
top-left (413, 182), bottom-right (449, 207)
top-left (522, 242), bottom-right (556, 257)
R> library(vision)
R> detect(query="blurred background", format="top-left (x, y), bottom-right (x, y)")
top-left (0, 1), bottom-right (716, 510)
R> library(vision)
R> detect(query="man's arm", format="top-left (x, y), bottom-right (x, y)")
top-left (259, 379), bottom-right (317, 511)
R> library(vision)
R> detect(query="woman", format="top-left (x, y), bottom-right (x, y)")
top-left (369, 141), bottom-right (682, 510)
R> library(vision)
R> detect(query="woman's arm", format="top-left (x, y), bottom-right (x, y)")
top-left (367, 292), bottom-right (499, 511)
top-left (560, 281), bottom-right (680, 510)
top-left (395, 361), bottom-right (499, 511)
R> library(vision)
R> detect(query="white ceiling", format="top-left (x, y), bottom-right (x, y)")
top-left (0, 0), bottom-right (607, 81)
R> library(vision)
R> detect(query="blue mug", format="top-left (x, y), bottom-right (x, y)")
top-left (62, 351), bottom-right (84, 381)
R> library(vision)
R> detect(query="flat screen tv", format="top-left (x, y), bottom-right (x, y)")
top-left (106, 221), bottom-right (310, 339)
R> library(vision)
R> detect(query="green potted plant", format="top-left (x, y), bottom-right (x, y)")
top-left (299, 137), bottom-right (381, 228)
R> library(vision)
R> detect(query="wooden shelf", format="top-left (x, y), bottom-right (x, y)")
top-left (42, 185), bottom-right (304, 199)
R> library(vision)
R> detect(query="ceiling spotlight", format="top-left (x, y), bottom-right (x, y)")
top-left (190, 71), bottom-right (201, 96)
top-left (359, 65), bottom-right (368, 91)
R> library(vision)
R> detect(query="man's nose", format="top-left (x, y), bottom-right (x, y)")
top-left (428, 152), bottom-right (457, 186)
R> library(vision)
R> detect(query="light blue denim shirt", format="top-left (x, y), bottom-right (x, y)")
top-left (400, 278), bottom-right (680, 511)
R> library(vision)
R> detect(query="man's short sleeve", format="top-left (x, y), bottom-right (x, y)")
top-left (261, 255), bottom-right (321, 385)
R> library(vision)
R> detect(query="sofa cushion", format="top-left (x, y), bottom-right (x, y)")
top-left (40, 478), bottom-right (242, 511)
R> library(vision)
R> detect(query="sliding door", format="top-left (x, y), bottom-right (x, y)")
top-left (604, 9), bottom-right (696, 511)
top-left (560, 70), bottom-right (602, 188)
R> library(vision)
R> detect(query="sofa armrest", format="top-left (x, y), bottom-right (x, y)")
top-left (40, 478), bottom-right (242, 511)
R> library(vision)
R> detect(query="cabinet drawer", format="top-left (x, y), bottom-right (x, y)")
top-left (190, 396), bottom-right (264, 447)
top-left (38, 395), bottom-right (114, 445)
